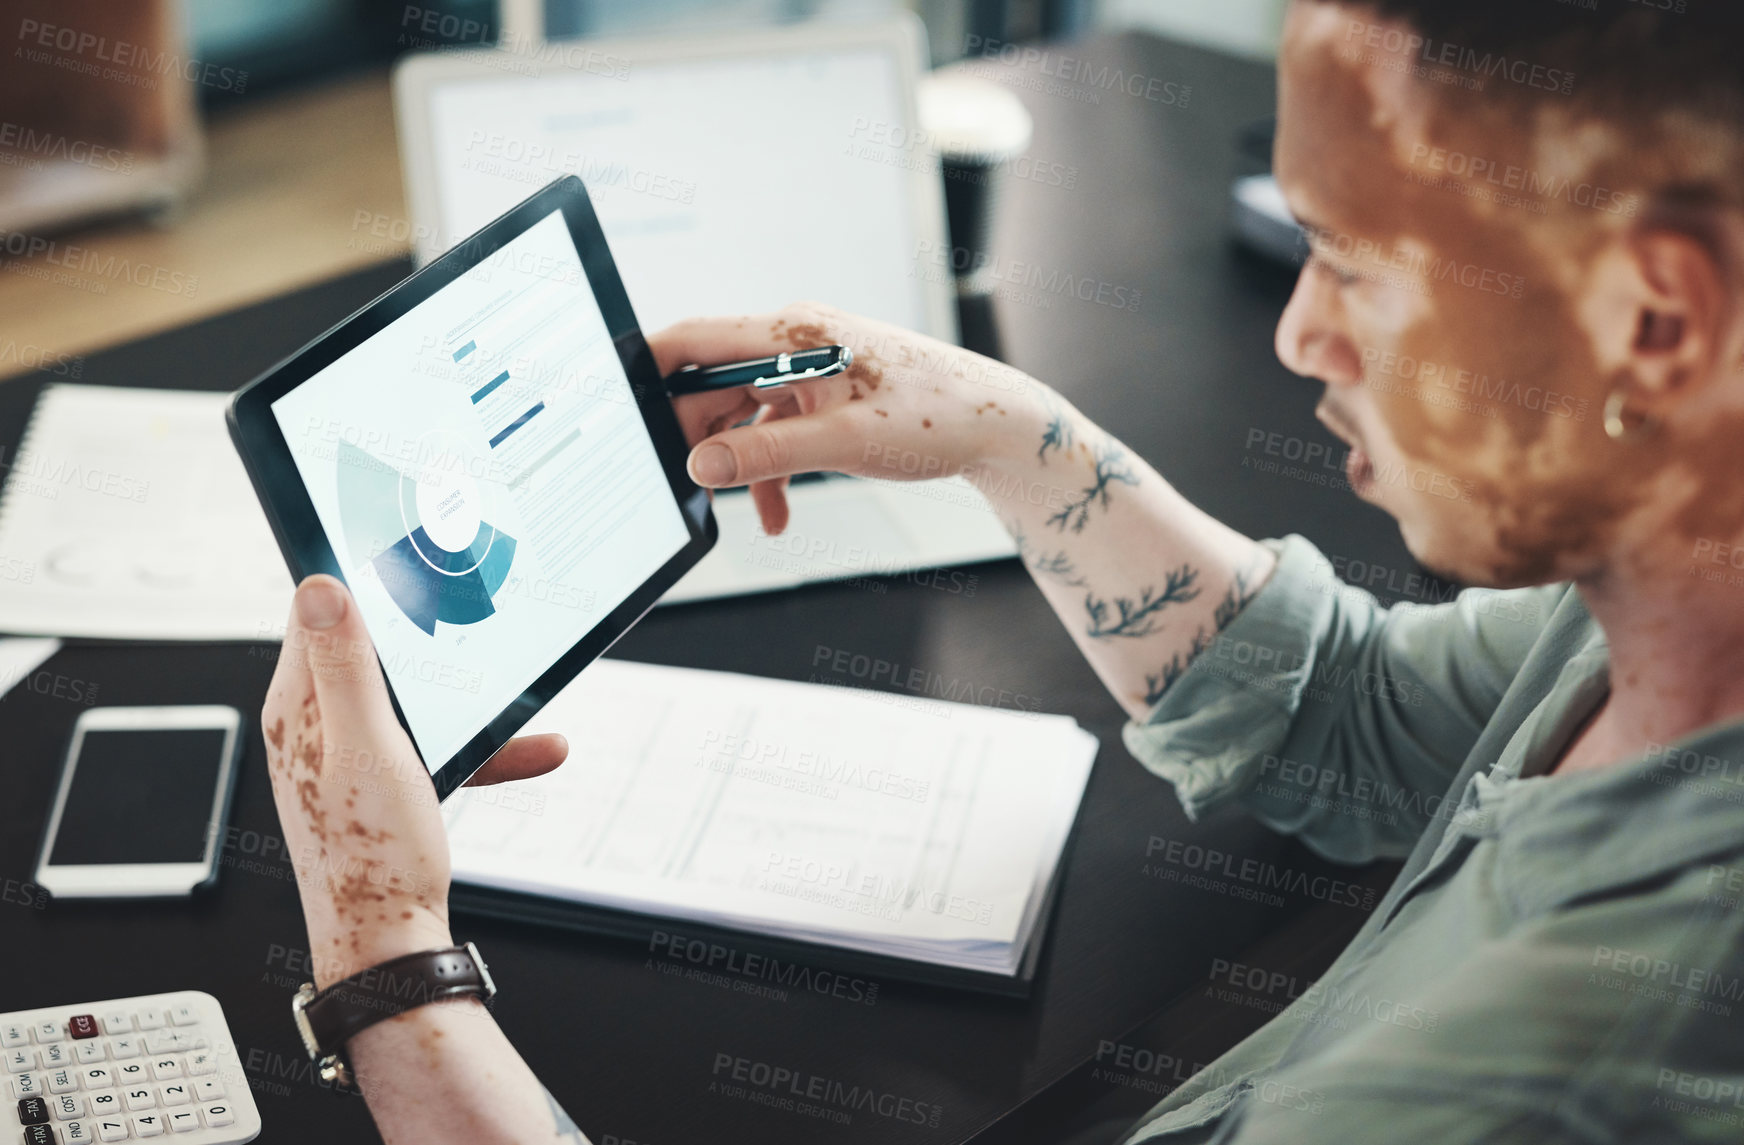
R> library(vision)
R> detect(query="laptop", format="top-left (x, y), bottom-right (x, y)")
top-left (393, 15), bottom-right (1017, 604)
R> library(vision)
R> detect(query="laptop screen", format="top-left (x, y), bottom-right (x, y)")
top-left (422, 43), bottom-right (934, 334)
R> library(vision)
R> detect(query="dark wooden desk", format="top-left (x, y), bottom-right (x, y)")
top-left (0, 32), bottom-right (1417, 1145)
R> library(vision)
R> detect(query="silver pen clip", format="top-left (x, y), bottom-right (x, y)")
top-left (751, 346), bottom-right (853, 389)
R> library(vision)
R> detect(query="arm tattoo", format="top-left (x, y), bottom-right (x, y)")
top-left (1047, 442), bottom-right (1139, 533)
top-left (1038, 413), bottom-right (1074, 464)
top-left (1036, 390), bottom-right (1075, 465)
top-left (543, 1086), bottom-right (587, 1143)
top-left (1213, 566), bottom-right (1261, 628)
top-left (1143, 630), bottom-right (1212, 707)
top-left (1141, 565), bottom-right (1265, 706)
top-left (1032, 551), bottom-right (1087, 586)
top-left (1084, 565), bottom-right (1202, 640)
top-left (1012, 526), bottom-right (1088, 587)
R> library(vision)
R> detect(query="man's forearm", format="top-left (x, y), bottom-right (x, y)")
top-left (348, 998), bottom-right (586, 1145)
top-left (966, 393), bottom-right (1276, 721)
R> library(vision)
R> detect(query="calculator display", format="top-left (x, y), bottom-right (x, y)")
top-left (47, 729), bottom-right (229, 867)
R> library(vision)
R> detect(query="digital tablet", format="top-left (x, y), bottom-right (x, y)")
top-left (228, 176), bottom-right (715, 800)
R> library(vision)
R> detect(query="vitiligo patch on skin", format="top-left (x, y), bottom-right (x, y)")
top-left (1274, 6), bottom-right (1744, 586)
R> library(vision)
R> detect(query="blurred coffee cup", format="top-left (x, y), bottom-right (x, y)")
top-left (917, 72), bottom-right (1033, 298)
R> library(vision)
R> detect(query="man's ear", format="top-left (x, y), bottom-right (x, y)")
top-left (1624, 228), bottom-right (1728, 413)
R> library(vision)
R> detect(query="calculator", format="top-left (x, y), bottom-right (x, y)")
top-left (3, 991), bottom-right (260, 1143)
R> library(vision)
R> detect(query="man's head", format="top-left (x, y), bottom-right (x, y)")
top-left (1273, 0), bottom-right (1744, 589)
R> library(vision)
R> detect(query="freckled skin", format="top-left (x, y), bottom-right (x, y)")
top-left (779, 320), bottom-right (884, 389)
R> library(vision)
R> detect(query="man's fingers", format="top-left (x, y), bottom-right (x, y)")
top-left (686, 411), bottom-right (851, 488)
top-left (262, 600), bottom-right (316, 769)
top-left (464, 733), bottom-right (569, 787)
top-left (749, 477), bottom-right (792, 535)
top-left (670, 388), bottom-right (758, 448)
top-left (647, 304), bottom-right (846, 376)
top-left (288, 576), bottom-right (402, 748)
top-left (649, 313), bottom-right (788, 376)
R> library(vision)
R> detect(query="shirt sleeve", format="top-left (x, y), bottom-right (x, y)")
top-left (1122, 535), bottom-right (1565, 862)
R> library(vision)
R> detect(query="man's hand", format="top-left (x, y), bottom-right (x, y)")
top-left (261, 575), bottom-right (567, 987)
top-left (656, 301), bottom-right (1058, 535)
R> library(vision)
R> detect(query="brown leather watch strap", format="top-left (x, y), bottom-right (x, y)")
top-left (292, 942), bottom-right (495, 1085)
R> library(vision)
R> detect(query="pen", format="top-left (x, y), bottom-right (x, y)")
top-left (664, 345), bottom-right (853, 395)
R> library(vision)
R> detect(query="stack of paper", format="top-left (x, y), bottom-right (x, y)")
top-left (444, 658), bottom-right (1097, 978)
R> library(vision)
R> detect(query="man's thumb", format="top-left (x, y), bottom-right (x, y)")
top-left (291, 575), bottom-right (396, 739)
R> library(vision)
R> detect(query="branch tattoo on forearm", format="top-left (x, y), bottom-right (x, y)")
top-left (1012, 526), bottom-right (1088, 587)
top-left (1084, 565), bottom-right (1202, 640)
top-left (1048, 441), bottom-right (1139, 533)
top-left (1141, 565), bottom-right (1263, 707)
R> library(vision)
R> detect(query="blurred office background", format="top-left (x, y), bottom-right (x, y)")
top-left (184, 0), bottom-right (1287, 97)
top-left (0, 0), bottom-right (1290, 367)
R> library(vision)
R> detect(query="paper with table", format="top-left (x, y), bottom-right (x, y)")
top-left (443, 657), bottom-right (1098, 978)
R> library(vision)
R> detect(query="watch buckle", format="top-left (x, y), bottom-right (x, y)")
top-left (293, 982), bottom-right (357, 1089)
top-left (466, 940), bottom-right (498, 1000)
top-left (291, 983), bottom-right (320, 1059)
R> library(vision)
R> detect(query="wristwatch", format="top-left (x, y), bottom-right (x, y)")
top-left (291, 941), bottom-right (496, 1088)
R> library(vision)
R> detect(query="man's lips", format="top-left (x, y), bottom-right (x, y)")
top-left (1316, 405), bottom-right (1376, 495)
top-left (1315, 404), bottom-right (1361, 451)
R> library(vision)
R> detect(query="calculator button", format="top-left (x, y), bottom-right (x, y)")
top-left (84, 1091), bottom-right (118, 1117)
top-left (72, 1044), bottom-right (103, 1066)
top-left (181, 1054), bottom-right (214, 1078)
top-left (166, 1009), bottom-right (196, 1031)
top-left (46, 1070), bottom-right (76, 1095)
top-left (111, 1067), bottom-right (145, 1090)
top-left (38, 1046), bottom-right (70, 1070)
top-left (99, 1016), bottom-right (129, 1038)
top-left (53, 1094), bottom-right (83, 1120)
top-left (18, 1095), bottom-right (50, 1124)
top-left (156, 1084), bottom-right (188, 1109)
top-left (166, 1109), bottom-right (198, 1134)
top-left (97, 1119), bottom-right (129, 1142)
top-left (199, 1104), bottom-right (232, 1129)
top-left (63, 1123), bottom-right (91, 1144)
top-left (80, 1069), bottom-right (111, 1091)
top-left (122, 1086), bottom-right (154, 1111)
top-left (147, 1061), bottom-right (178, 1083)
top-left (1, 1024), bottom-right (28, 1049)
top-left (65, 1019), bottom-right (98, 1042)
top-left (22, 1125), bottom-right (56, 1145)
top-left (132, 1012), bottom-right (163, 1034)
top-left (190, 1080), bottom-right (222, 1104)
top-left (32, 1023), bottom-right (61, 1045)
top-left (132, 1111), bottom-right (164, 1137)
top-left (7, 1049), bottom-right (34, 1073)
top-left (140, 1034), bottom-right (199, 1058)
top-left (9, 1073), bottom-right (42, 1099)
top-left (106, 1041), bottom-right (138, 1063)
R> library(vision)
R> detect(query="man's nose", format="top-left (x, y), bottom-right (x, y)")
top-left (1275, 266), bottom-right (1363, 387)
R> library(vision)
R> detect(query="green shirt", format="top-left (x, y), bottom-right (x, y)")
top-left (1119, 536), bottom-right (1744, 1144)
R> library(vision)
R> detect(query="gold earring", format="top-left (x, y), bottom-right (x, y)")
top-left (1604, 388), bottom-right (1655, 441)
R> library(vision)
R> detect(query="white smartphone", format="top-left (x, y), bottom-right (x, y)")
top-left (35, 705), bottom-right (244, 899)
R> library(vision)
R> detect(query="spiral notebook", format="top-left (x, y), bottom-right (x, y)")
top-left (443, 658), bottom-right (1098, 993)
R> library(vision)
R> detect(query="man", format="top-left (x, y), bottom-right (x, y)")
top-left (261, 1), bottom-right (1744, 1141)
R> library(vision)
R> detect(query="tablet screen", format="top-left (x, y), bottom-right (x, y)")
top-left (270, 208), bottom-right (690, 771)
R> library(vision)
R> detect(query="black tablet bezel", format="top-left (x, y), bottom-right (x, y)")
top-left (227, 176), bottom-right (715, 802)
